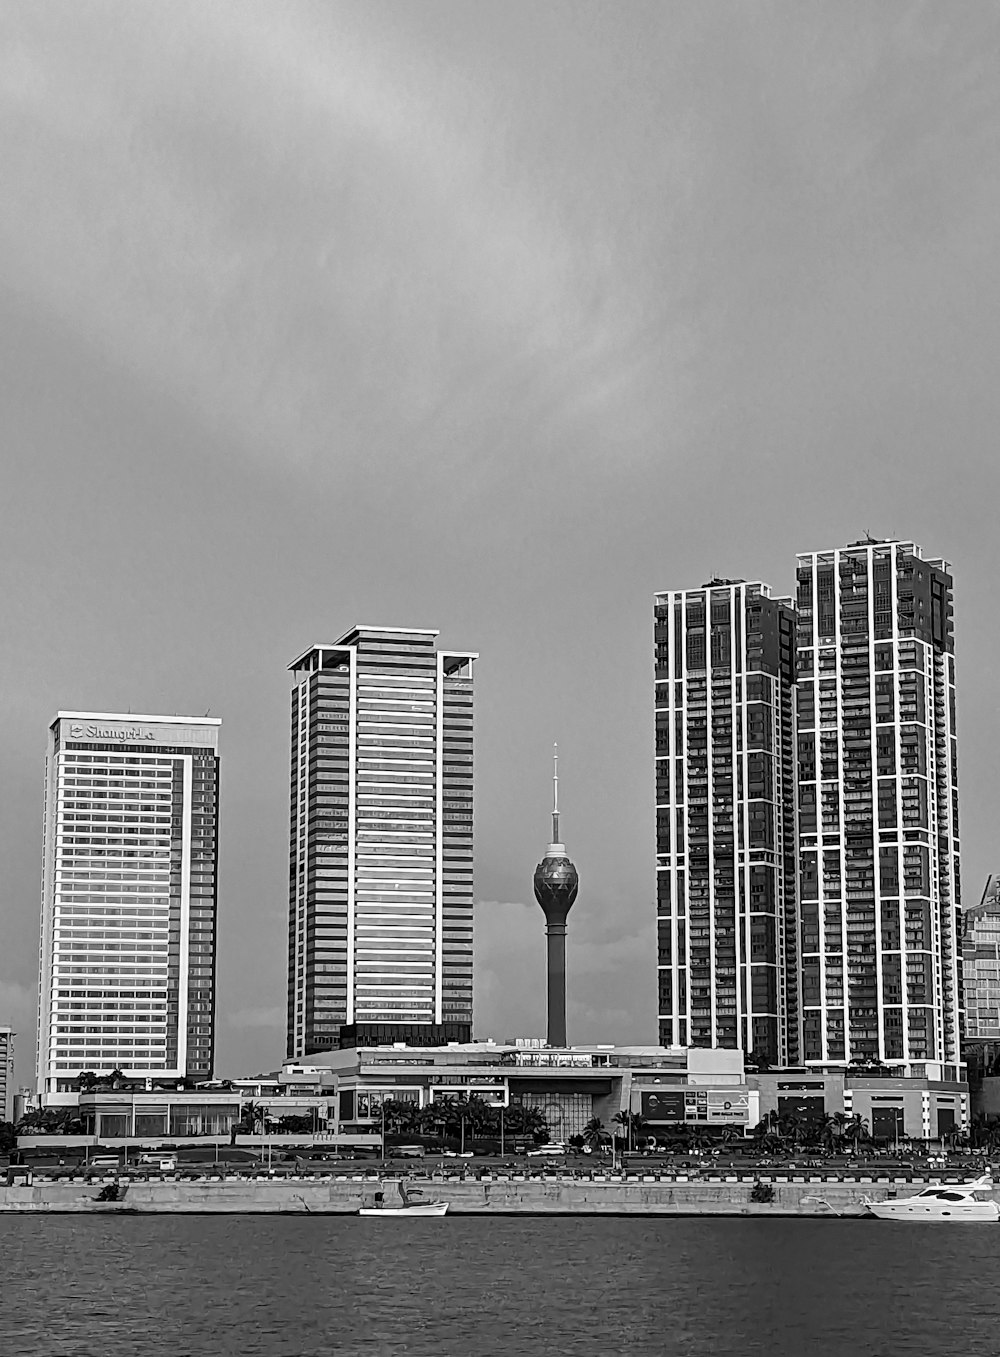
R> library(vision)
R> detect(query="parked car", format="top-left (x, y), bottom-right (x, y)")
top-left (138, 1154), bottom-right (178, 1172)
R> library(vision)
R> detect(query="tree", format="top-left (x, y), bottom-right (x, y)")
top-left (464, 1096), bottom-right (500, 1138)
top-left (502, 1102), bottom-right (549, 1143)
top-left (75, 1071), bottom-right (99, 1092)
top-left (381, 1098), bottom-right (419, 1136)
top-left (842, 1113), bottom-right (871, 1153)
top-left (821, 1112), bottom-right (850, 1153)
top-left (238, 1102), bottom-right (266, 1134)
top-left (273, 1114), bottom-right (314, 1135)
top-left (753, 1110), bottom-right (781, 1138)
top-left (583, 1117), bottom-right (607, 1150)
top-left (746, 1050), bottom-right (773, 1072)
top-left (612, 1110), bottom-right (648, 1151)
top-left (0, 1121), bottom-right (17, 1155)
top-left (15, 1107), bottom-right (85, 1137)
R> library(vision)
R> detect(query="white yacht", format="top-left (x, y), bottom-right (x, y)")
top-left (865, 1175), bottom-right (999, 1222)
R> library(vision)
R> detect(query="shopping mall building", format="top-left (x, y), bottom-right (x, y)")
top-left (16, 1042), bottom-right (969, 1149)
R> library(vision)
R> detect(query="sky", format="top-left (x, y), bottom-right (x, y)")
top-left (2, 1), bottom-right (1000, 1089)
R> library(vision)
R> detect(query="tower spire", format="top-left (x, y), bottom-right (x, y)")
top-left (552, 742), bottom-right (559, 845)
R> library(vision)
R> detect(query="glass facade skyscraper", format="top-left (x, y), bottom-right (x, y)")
top-left (656, 539), bottom-right (962, 1077)
top-left (37, 713), bottom-right (221, 1098)
top-left (287, 627), bottom-right (476, 1057)
top-left (655, 580), bottom-right (798, 1065)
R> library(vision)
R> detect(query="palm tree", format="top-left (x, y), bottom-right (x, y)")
top-left (381, 1098), bottom-right (419, 1136)
top-left (239, 1101), bottom-right (266, 1134)
top-left (611, 1110), bottom-right (648, 1152)
top-left (753, 1110), bottom-right (780, 1139)
top-left (821, 1112), bottom-right (850, 1153)
top-left (842, 1113), bottom-right (870, 1154)
top-left (503, 1103), bottom-right (549, 1144)
top-left (612, 1111), bottom-right (631, 1149)
top-left (463, 1096), bottom-right (499, 1138)
top-left (583, 1117), bottom-right (606, 1150)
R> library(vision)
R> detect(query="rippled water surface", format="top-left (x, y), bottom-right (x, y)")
top-left (5, 1215), bottom-right (999, 1356)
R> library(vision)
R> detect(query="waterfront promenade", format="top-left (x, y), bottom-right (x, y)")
top-left (2, 1167), bottom-right (990, 1215)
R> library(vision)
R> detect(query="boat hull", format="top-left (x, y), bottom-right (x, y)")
top-left (359, 1202), bottom-right (448, 1217)
top-left (867, 1200), bottom-right (1000, 1222)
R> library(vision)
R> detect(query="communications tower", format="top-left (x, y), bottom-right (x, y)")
top-left (533, 746), bottom-right (579, 1047)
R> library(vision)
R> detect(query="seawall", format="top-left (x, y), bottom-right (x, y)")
top-left (0, 1175), bottom-right (966, 1216)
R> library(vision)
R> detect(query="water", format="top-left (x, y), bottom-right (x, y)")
top-left (3, 1215), bottom-right (997, 1356)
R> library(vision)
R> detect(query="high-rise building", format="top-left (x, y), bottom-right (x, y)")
top-left (654, 579), bottom-right (798, 1065)
top-left (962, 875), bottom-right (1000, 1044)
top-left (287, 627), bottom-right (476, 1057)
top-left (37, 713), bottom-right (221, 1100)
top-left (0, 1026), bottom-right (12, 1122)
top-left (794, 540), bottom-right (960, 1073)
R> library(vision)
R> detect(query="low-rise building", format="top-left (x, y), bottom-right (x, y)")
top-left (749, 1067), bottom-right (969, 1142)
top-left (297, 1041), bottom-right (752, 1140)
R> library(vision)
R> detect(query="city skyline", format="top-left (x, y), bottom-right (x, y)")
top-left (3, 4), bottom-right (1000, 1092)
top-left (0, 539), bottom-right (976, 1095)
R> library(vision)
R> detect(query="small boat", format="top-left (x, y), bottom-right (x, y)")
top-left (358, 1183), bottom-right (448, 1217)
top-left (358, 1200), bottom-right (449, 1217)
top-left (865, 1175), bottom-right (999, 1222)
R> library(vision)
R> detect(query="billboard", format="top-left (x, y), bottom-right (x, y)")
top-left (641, 1089), bottom-right (749, 1124)
top-left (641, 1090), bottom-right (686, 1122)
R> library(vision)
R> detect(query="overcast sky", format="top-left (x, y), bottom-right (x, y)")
top-left (2, 1), bottom-right (1000, 1087)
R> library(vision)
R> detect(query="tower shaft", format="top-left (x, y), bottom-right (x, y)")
top-left (546, 922), bottom-right (568, 1048)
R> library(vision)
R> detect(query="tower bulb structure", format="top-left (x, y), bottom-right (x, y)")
top-left (533, 745), bottom-right (579, 1047)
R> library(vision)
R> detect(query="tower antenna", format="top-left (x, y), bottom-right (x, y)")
top-left (552, 743), bottom-right (559, 844)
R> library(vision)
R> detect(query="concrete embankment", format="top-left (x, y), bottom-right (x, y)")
top-left (0, 1176), bottom-right (956, 1216)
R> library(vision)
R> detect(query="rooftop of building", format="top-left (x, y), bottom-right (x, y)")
top-left (289, 629), bottom-right (478, 671)
top-left (276, 1042), bottom-right (745, 1076)
top-left (654, 580), bottom-right (773, 602)
top-left (54, 711), bottom-right (221, 726)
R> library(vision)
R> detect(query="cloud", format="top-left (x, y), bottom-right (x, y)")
top-left (0, 2), bottom-right (690, 489)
